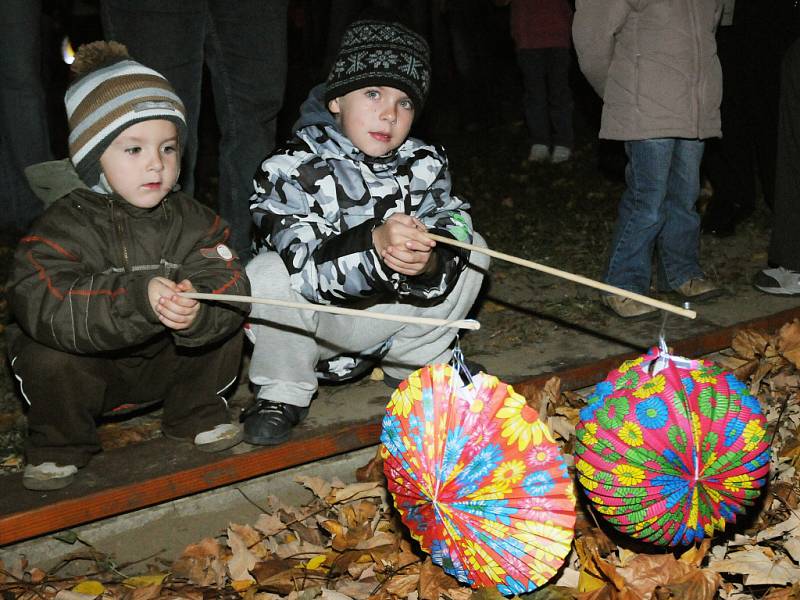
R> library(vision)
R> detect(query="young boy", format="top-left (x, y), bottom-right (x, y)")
top-left (243, 19), bottom-right (489, 445)
top-left (7, 42), bottom-right (250, 490)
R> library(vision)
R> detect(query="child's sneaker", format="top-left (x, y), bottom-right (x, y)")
top-left (551, 146), bottom-right (572, 163)
top-left (528, 144), bottom-right (550, 162)
top-left (193, 423), bottom-right (243, 453)
top-left (241, 400), bottom-right (308, 446)
top-left (23, 462), bottom-right (78, 491)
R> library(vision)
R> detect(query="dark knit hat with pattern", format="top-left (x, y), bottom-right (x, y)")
top-left (65, 41), bottom-right (187, 188)
top-left (324, 20), bottom-right (431, 112)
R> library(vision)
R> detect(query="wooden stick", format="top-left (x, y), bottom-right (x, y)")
top-left (427, 233), bottom-right (697, 320)
top-left (179, 292), bottom-right (480, 330)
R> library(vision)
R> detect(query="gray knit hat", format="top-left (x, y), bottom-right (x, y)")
top-left (65, 41), bottom-right (187, 188)
top-left (325, 20), bottom-right (431, 112)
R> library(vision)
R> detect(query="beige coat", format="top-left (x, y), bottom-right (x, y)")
top-left (573, 0), bottom-right (723, 141)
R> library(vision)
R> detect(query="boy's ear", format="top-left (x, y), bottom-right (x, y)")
top-left (327, 97), bottom-right (341, 115)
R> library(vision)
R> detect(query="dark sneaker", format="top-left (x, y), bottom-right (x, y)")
top-left (241, 400), bottom-right (309, 445)
top-left (193, 423), bottom-right (243, 453)
top-left (601, 295), bottom-right (658, 320)
top-left (753, 267), bottom-right (800, 295)
top-left (675, 278), bottom-right (722, 301)
top-left (383, 360), bottom-right (487, 390)
top-left (23, 462), bottom-right (78, 491)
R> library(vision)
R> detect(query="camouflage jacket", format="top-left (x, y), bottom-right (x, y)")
top-left (250, 84), bottom-right (474, 305)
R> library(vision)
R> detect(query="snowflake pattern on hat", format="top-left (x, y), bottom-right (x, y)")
top-left (325, 20), bottom-right (431, 111)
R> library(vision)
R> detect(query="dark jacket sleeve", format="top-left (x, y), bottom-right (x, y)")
top-left (172, 200), bottom-right (251, 347)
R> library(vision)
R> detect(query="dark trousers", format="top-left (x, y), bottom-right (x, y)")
top-left (770, 38), bottom-right (800, 270)
top-left (11, 330), bottom-right (243, 466)
top-left (0, 0), bottom-right (50, 232)
top-left (100, 0), bottom-right (288, 258)
top-left (516, 47), bottom-right (573, 148)
top-left (701, 21), bottom-right (758, 224)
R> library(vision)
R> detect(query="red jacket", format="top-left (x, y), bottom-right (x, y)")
top-left (510, 0), bottom-right (573, 50)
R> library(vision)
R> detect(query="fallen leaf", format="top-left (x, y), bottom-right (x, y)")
top-left (128, 584), bottom-right (164, 600)
top-left (418, 557), bottom-right (461, 600)
top-left (355, 448), bottom-right (384, 482)
top-left (122, 573), bottom-right (167, 587)
top-left (384, 573), bottom-right (419, 596)
top-left (72, 580), bottom-right (105, 595)
top-left (255, 512), bottom-right (287, 536)
top-left (55, 592), bottom-right (98, 600)
top-left (227, 526), bottom-right (259, 584)
top-left (172, 537), bottom-right (226, 587)
top-left (296, 475), bottom-right (332, 500)
top-left (709, 548), bottom-right (800, 585)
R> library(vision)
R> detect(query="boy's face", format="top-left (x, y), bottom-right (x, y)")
top-left (328, 86), bottom-right (415, 157)
top-left (99, 119), bottom-right (180, 209)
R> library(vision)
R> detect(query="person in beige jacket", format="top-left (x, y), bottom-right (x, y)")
top-left (573, 0), bottom-right (724, 319)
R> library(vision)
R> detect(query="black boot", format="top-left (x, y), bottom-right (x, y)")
top-left (241, 400), bottom-right (309, 445)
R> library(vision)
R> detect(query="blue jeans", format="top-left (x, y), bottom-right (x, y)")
top-left (606, 138), bottom-right (706, 294)
top-left (0, 0), bottom-right (50, 231)
top-left (101, 0), bottom-right (288, 259)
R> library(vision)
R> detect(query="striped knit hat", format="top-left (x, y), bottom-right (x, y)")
top-left (65, 41), bottom-right (187, 189)
top-left (325, 20), bottom-right (431, 113)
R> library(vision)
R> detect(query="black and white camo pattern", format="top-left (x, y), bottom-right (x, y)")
top-left (250, 123), bottom-right (474, 305)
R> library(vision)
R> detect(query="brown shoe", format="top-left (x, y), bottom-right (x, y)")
top-left (602, 295), bottom-right (658, 320)
top-left (675, 278), bottom-right (722, 301)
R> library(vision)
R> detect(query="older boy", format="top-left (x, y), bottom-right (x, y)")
top-left (7, 42), bottom-right (250, 490)
top-left (243, 19), bottom-right (489, 445)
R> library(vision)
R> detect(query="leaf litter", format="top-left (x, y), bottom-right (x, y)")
top-left (3, 321), bottom-right (800, 600)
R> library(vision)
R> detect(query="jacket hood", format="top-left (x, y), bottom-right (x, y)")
top-left (293, 83), bottom-right (337, 132)
top-left (25, 159), bottom-right (90, 207)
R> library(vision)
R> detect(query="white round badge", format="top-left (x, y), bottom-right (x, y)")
top-left (217, 244), bottom-right (233, 260)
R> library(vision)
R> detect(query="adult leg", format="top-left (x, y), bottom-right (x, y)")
top-left (0, 0), bottom-right (49, 231)
top-left (769, 38), bottom-right (800, 271)
top-left (546, 47), bottom-right (574, 150)
top-left (605, 139), bottom-right (674, 294)
top-left (701, 19), bottom-right (756, 235)
top-left (517, 49), bottom-right (550, 148)
top-left (100, 0), bottom-right (205, 195)
top-left (206, 0), bottom-right (288, 259)
top-left (655, 139), bottom-right (706, 290)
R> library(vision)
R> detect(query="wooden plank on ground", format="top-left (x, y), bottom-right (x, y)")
top-left (2, 306), bottom-right (799, 546)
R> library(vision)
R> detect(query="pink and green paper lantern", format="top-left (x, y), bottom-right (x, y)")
top-left (575, 344), bottom-right (770, 546)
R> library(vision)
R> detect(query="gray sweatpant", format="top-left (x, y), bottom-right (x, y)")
top-left (246, 234), bottom-right (489, 407)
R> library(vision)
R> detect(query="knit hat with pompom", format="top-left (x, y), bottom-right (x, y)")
top-left (65, 41), bottom-right (187, 189)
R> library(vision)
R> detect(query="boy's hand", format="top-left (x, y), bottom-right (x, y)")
top-left (147, 277), bottom-right (200, 331)
top-left (372, 214), bottom-right (436, 276)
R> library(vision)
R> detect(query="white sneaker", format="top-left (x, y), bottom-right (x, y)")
top-left (753, 267), bottom-right (800, 295)
top-left (528, 144), bottom-right (550, 162)
top-left (23, 462), bottom-right (78, 491)
top-left (194, 423), bottom-right (243, 453)
top-left (551, 146), bottom-right (572, 163)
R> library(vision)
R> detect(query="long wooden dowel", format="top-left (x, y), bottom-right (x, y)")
top-left (179, 292), bottom-right (480, 330)
top-left (427, 233), bottom-right (697, 320)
